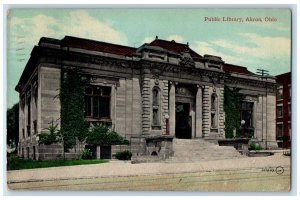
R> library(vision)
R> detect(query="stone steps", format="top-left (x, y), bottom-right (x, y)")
top-left (166, 138), bottom-right (244, 163)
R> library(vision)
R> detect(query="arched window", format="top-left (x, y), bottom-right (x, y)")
top-left (211, 93), bottom-right (218, 128)
top-left (152, 87), bottom-right (161, 127)
top-left (211, 93), bottom-right (217, 111)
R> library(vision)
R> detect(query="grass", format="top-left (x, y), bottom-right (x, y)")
top-left (7, 154), bottom-right (108, 171)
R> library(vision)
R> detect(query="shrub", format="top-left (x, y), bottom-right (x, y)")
top-left (38, 120), bottom-right (61, 145)
top-left (108, 131), bottom-right (128, 145)
top-left (249, 142), bottom-right (262, 151)
top-left (86, 125), bottom-right (109, 145)
top-left (80, 148), bottom-right (93, 160)
top-left (86, 125), bottom-right (128, 146)
top-left (114, 150), bottom-right (132, 160)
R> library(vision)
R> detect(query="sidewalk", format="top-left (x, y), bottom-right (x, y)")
top-left (7, 153), bottom-right (290, 184)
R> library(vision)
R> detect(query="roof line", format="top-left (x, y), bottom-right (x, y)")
top-left (62, 35), bottom-right (137, 50)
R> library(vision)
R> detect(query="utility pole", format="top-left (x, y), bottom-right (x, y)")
top-left (256, 69), bottom-right (269, 149)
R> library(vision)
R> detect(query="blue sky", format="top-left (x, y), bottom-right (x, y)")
top-left (6, 8), bottom-right (291, 108)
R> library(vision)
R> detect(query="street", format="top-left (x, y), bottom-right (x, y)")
top-left (7, 153), bottom-right (291, 192)
top-left (8, 167), bottom-right (290, 191)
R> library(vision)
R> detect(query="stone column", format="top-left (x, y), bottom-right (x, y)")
top-left (202, 86), bottom-right (210, 137)
top-left (169, 82), bottom-right (176, 136)
top-left (219, 87), bottom-right (225, 138)
top-left (195, 85), bottom-right (202, 138)
top-left (111, 85), bottom-right (116, 131)
top-left (96, 145), bottom-right (101, 159)
top-left (141, 77), bottom-right (151, 135)
top-left (253, 100), bottom-right (257, 139)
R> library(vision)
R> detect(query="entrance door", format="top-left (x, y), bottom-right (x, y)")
top-left (175, 102), bottom-right (191, 139)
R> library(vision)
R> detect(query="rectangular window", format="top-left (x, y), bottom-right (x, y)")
top-left (33, 146), bottom-right (36, 160)
top-left (27, 95), bottom-right (31, 125)
top-left (277, 86), bottom-right (283, 100)
top-left (277, 105), bottom-right (283, 118)
top-left (240, 102), bottom-right (253, 128)
top-left (27, 94), bottom-right (31, 137)
top-left (288, 103), bottom-right (291, 117)
top-left (27, 147), bottom-right (30, 159)
top-left (33, 120), bottom-right (37, 134)
top-left (211, 113), bottom-right (217, 128)
top-left (85, 86), bottom-right (111, 119)
top-left (288, 122), bottom-right (291, 137)
top-left (276, 123), bottom-right (284, 137)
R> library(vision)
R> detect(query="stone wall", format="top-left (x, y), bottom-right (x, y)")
top-left (18, 64), bottom-right (84, 160)
top-left (111, 145), bottom-right (131, 158)
top-left (39, 65), bottom-right (61, 130)
top-left (115, 77), bottom-right (142, 139)
top-left (255, 93), bottom-right (277, 148)
top-left (130, 135), bottom-right (173, 163)
top-left (202, 85), bottom-right (225, 139)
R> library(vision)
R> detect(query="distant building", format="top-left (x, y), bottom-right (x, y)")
top-left (276, 72), bottom-right (291, 148)
top-left (15, 36), bottom-right (278, 160)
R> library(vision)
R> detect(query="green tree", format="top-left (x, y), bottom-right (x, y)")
top-left (7, 103), bottom-right (19, 148)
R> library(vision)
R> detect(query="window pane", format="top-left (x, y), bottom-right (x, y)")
top-left (277, 88), bottom-right (283, 99)
top-left (277, 124), bottom-right (283, 137)
top-left (85, 96), bottom-right (92, 116)
top-left (277, 106), bottom-right (283, 117)
top-left (102, 87), bottom-right (111, 96)
top-left (85, 85), bottom-right (111, 119)
top-left (93, 96), bottom-right (99, 118)
top-left (27, 96), bottom-right (31, 125)
top-left (95, 87), bottom-right (101, 95)
top-left (100, 97), bottom-right (110, 118)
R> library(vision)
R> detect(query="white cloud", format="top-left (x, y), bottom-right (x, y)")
top-left (191, 41), bottom-right (250, 65)
top-left (248, 21), bottom-right (290, 32)
top-left (8, 10), bottom-right (128, 51)
top-left (166, 35), bottom-right (184, 43)
top-left (191, 33), bottom-right (291, 75)
top-left (211, 33), bottom-right (290, 59)
top-left (62, 10), bottom-right (127, 45)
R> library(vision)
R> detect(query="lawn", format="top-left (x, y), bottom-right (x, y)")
top-left (7, 155), bottom-right (108, 170)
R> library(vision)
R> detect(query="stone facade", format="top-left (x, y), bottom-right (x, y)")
top-left (15, 36), bottom-right (278, 161)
